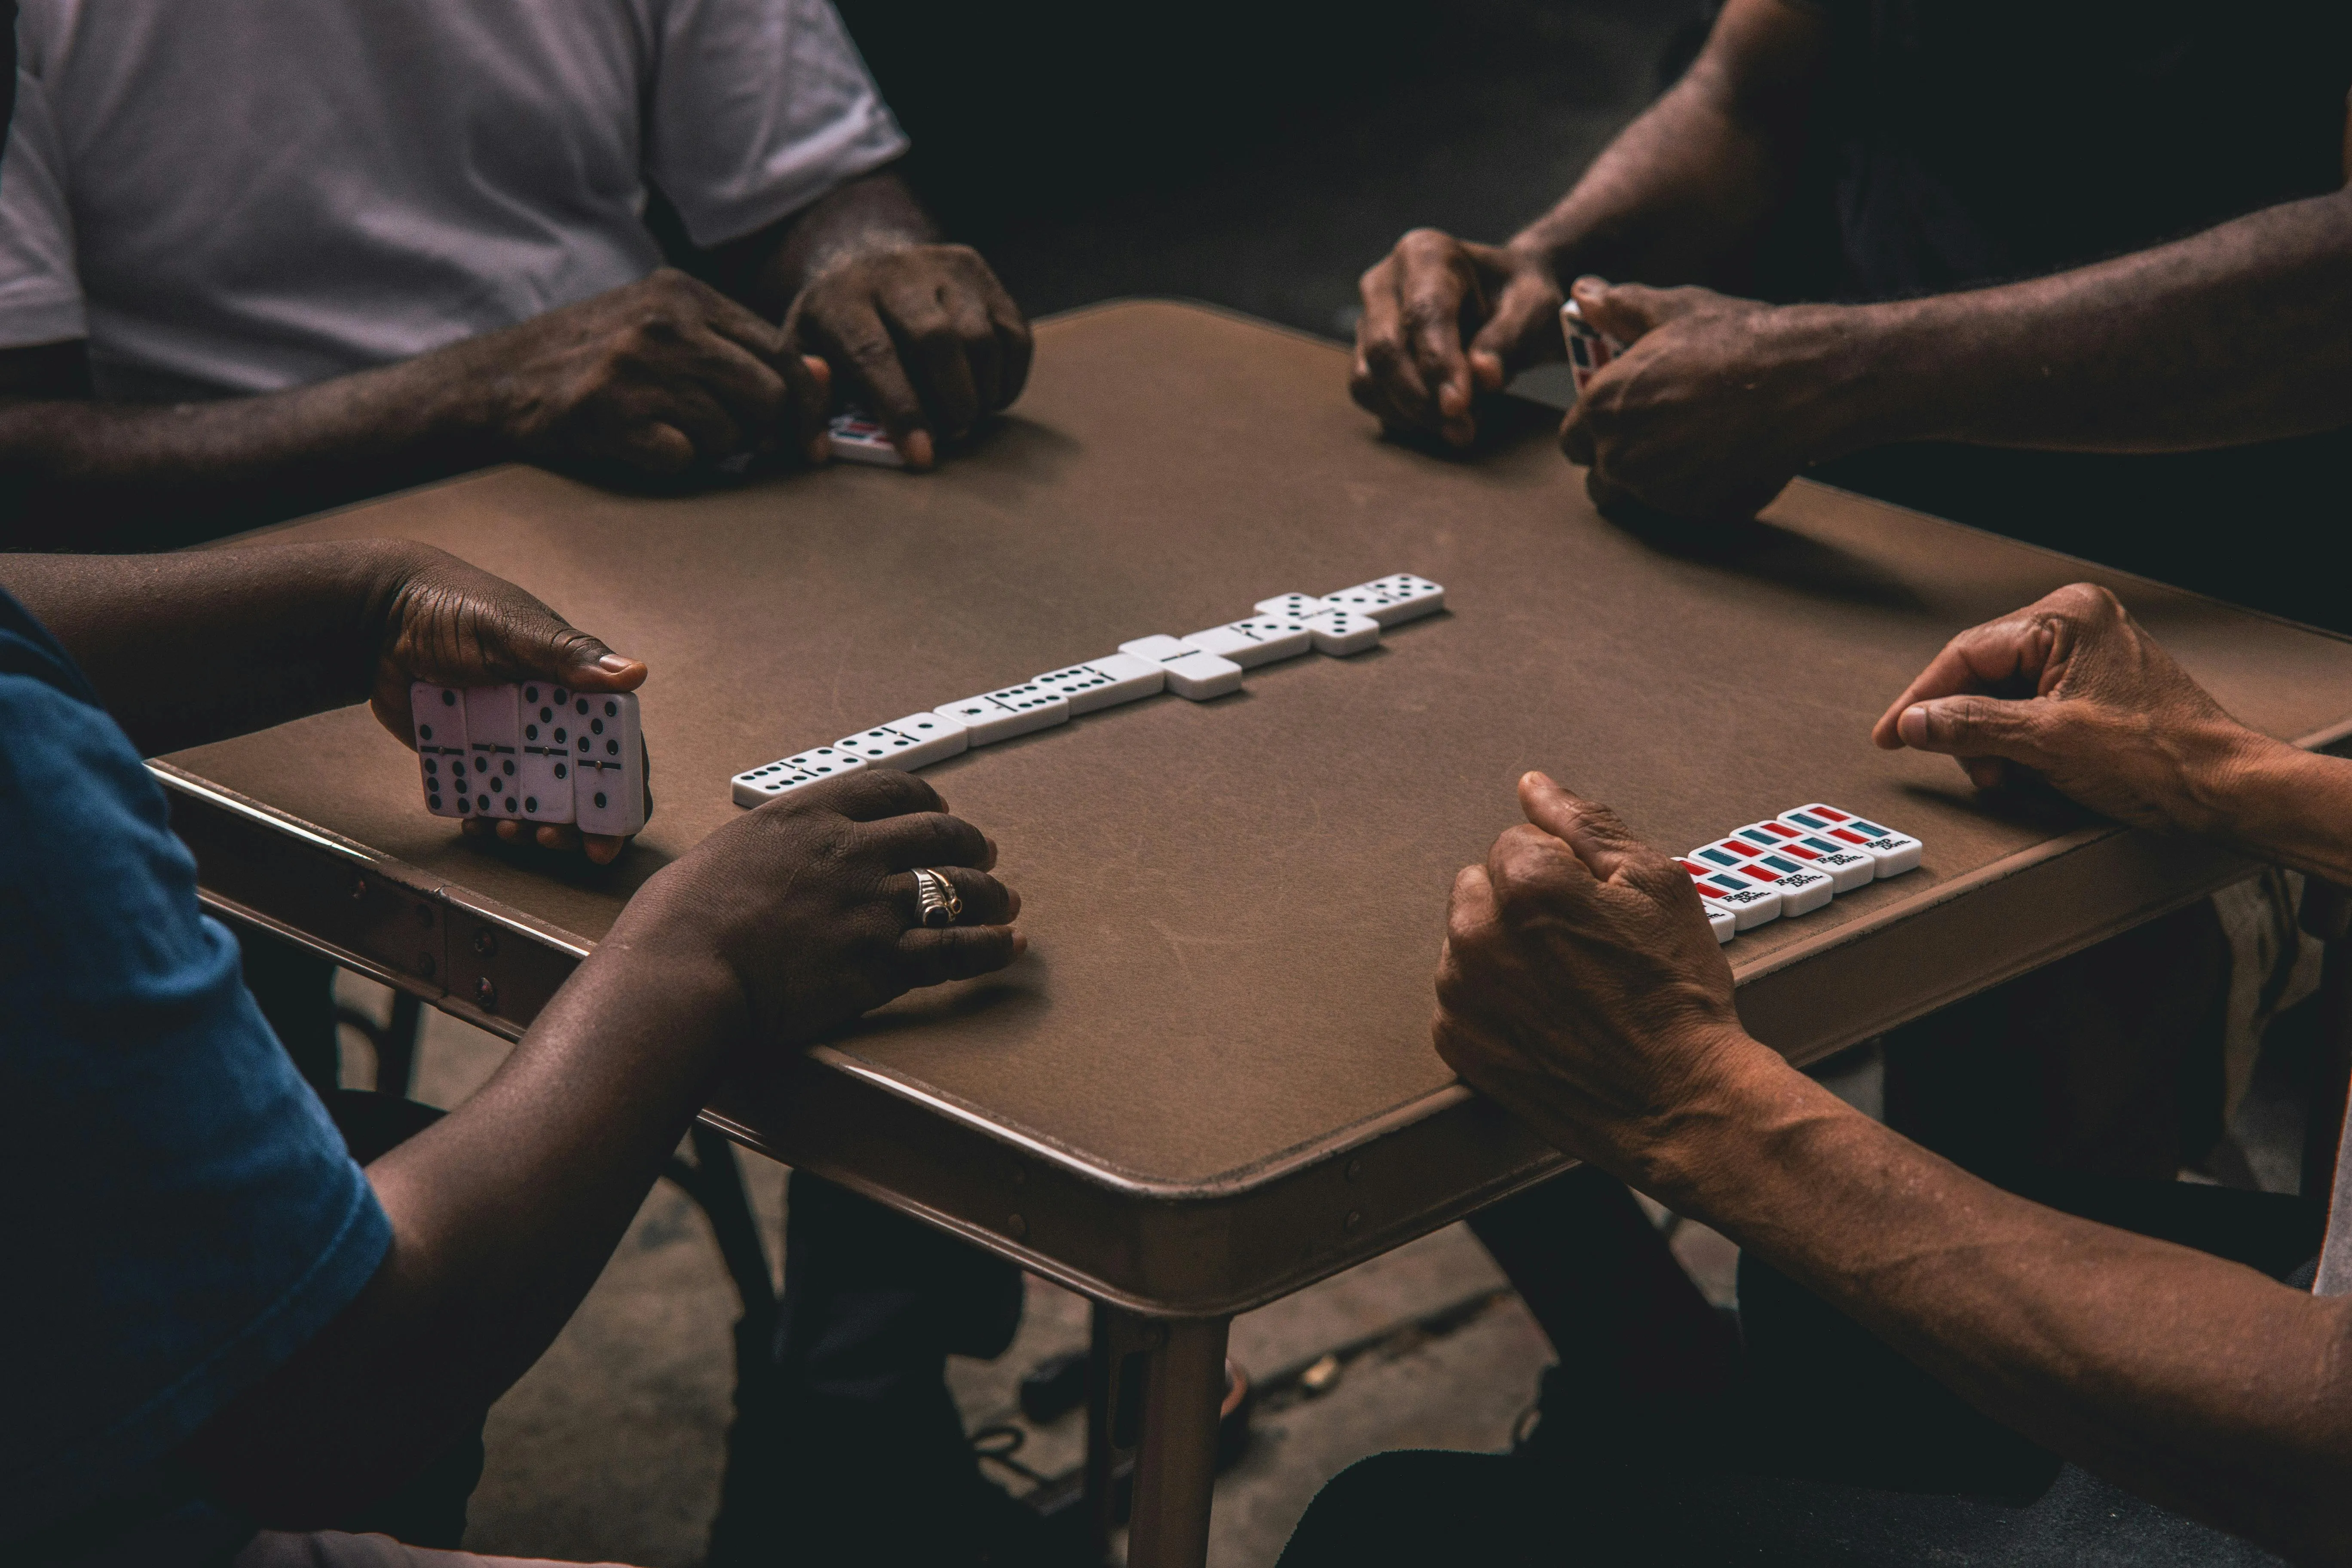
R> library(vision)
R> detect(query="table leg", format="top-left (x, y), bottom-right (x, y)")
top-left (1126, 1314), bottom-right (1231, 1568)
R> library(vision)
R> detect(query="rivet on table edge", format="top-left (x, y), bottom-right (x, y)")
top-left (473, 928), bottom-right (499, 958)
top-left (349, 876), bottom-right (368, 901)
top-left (475, 977), bottom-right (498, 1012)
top-left (1344, 1209), bottom-right (1363, 1231)
top-left (1345, 1159), bottom-right (1363, 1182)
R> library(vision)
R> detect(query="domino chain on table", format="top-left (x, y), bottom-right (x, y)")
top-left (727, 573), bottom-right (1443, 806)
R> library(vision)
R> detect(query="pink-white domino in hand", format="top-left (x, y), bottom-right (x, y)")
top-left (828, 405), bottom-right (906, 469)
top-left (410, 682), bottom-right (471, 818)
top-left (1728, 819), bottom-right (1872, 893)
top-left (1559, 300), bottom-right (1628, 400)
top-left (515, 681), bottom-right (577, 825)
top-left (1677, 856), bottom-right (1780, 930)
top-left (1778, 805), bottom-right (1923, 878)
top-left (571, 692), bottom-right (646, 836)
top-left (1689, 838), bottom-right (1834, 916)
top-left (464, 684), bottom-right (524, 820)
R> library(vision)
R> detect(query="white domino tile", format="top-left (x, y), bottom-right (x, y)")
top-left (1255, 592), bottom-right (1326, 619)
top-left (1729, 820), bottom-right (1871, 893)
top-left (934, 682), bottom-right (1069, 745)
top-left (1035, 654), bottom-right (1165, 715)
top-left (1691, 839), bottom-right (1833, 916)
top-left (410, 682), bottom-right (470, 819)
top-left (1182, 614), bottom-right (1313, 668)
top-left (463, 684), bottom-right (524, 819)
top-left (838, 713), bottom-right (970, 770)
top-left (1678, 857), bottom-right (1780, 928)
top-left (514, 680), bottom-right (577, 825)
top-left (571, 692), bottom-right (646, 836)
top-left (1704, 904), bottom-right (1736, 944)
top-left (1118, 635), bottom-right (1243, 700)
top-left (828, 406), bottom-right (905, 468)
top-left (1779, 805), bottom-right (1923, 878)
top-left (733, 759), bottom-right (816, 806)
top-left (1323, 573), bottom-right (1444, 627)
top-left (1302, 607), bottom-right (1381, 656)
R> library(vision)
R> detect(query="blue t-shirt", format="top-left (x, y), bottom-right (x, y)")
top-left (0, 587), bottom-right (392, 1547)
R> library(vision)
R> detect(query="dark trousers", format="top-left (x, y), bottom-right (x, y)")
top-left (1282, 1167), bottom-right (2321, 1567)
top-left (707, 1171), bottom-right (1026, 1567)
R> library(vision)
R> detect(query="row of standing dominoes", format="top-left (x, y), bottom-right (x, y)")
top-left (1676, 805), bottom-right (1923, 944)
top-left (410, 682), bottom-right (647, 836)
top-left (1559, 300), bottom-right (1628, 399)
top-left (731, 574), bottom-right (1446, 806)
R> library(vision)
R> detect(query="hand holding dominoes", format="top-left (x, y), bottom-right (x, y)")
top-left (730, 574), bottom-right (1444, 807)
top-left (367, 549), bottom-right (650, 862)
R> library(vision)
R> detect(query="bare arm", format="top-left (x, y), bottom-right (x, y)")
top-left (1350, 0), bottom-right (1829, 445)
top-left (1434, 773), bottom-right (2352, 1562)
top-left (0, 271), bottom-right (823, 546)
top-left (184, 770), bottom-right (1023, 1523)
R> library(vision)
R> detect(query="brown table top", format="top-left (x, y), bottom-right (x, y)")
top-left (169, 300), bottom-right (2352, 1265)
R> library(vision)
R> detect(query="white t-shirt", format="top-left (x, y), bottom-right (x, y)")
top-left (0, 0), bottom-right (907, 401)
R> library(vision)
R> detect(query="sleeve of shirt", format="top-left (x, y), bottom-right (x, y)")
top-left (0, 644), bottom-right (391, 1538)
top-left (0, 61), bottom-right (89, 349)
top-left (643, 0), bottom-right (911, 249)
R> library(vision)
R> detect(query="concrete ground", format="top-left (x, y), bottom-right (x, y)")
top-left (339, 971), bottom-right (1782, 1568)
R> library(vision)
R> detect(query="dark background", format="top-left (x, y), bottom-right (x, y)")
top-left (831, 0), bottom-right (1703, 340)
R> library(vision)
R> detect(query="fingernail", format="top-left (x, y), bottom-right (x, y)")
top-left (902, 430), bottom-right (935, 469)
top-left (1898, 704), bottom-right (1929, 744)
top-left (1010, 931), bottom-right (1029, 959)
top-left (1573, 275), bottom-right (1608, 294)
top-left (596, 654), bottom-right (635, 673)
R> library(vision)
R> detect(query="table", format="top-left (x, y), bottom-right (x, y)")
top-left (159, 300), bottom-right (2352, 1566)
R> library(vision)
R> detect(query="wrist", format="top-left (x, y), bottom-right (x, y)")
top-left (1762, 299), bottom-right (1944, 458)
top-left (1623, 1029), bottom-right (1828, 1213)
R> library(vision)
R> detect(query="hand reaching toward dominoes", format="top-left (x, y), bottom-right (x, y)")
top-left (627, 769), bottom-right (1023, 1048)
top-left (1433, 772), bottom-right (1770, 1183)
top-left (1871, 582), bottom-right (2274, 836)
top-left (370, 550), bottom-right (651, 863)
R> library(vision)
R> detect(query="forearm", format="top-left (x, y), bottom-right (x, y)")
top-left (191, 912), bottom-right (751, 1523)
top-left (733, 167), bottom-right (936, 322)
top-left (1846, 189), bottom-right (2352, 453)
top-left (0, 352), bottom-right (508, 543)
top-left (1509, 0), bottom-right (1821, 290)
top-left (0, 542), bottom-right (419, 753)
top-left (1649, 1054), bottom-right (2352, 1559)
top-left (2193, 738), bottom-right (2352, 887)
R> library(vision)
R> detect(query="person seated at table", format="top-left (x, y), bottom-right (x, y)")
top-left (1348, 0), bottom-right (2352, 635)
top-left (0, 539), bottom-right (1024, 1568)
top-left (1279, 582), bottom-right (2352, 1568)
top-left (0, 0), bottom-right (1031, 552)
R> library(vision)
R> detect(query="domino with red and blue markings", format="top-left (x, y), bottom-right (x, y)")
top-left (1730, 820), bottom-right (1874, 893)
top-left (1778, 805), bottom-right (1923, 877)
top-left (1677, 856), bottom-right (1781, 929)
top-left (1689, 838), bottom-right (1835, 916)
top-left (1559, 300), bottom-right (1628, 398)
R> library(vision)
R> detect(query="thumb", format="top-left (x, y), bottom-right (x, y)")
top-left (1569, 276), bottom-right (1691, 346)
top-left (1893, 694), bottom-right (2043, 760)
top-left (1516, 771), bottom-right (1650, 882)
top-left (497, 611), bottom-right (646, 693)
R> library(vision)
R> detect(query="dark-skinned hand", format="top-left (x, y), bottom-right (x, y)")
top-left (1433, 772), bottom-right (1775, 1185)
top-left (787, 243), bottom-right (1031, 471)
top-left (468, 268), bottom-right (833, 477)
top-left (628, 769), bottom-right (1023, 1046)
top-left (1351, 229), bottom-right (1565, 448)
top-left (1559, 276), bottom-right (1873, 523)
top-left (1872, 583), bottom-right (2275, 836)
top-left (368, 549), bottom-right (651, 864)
